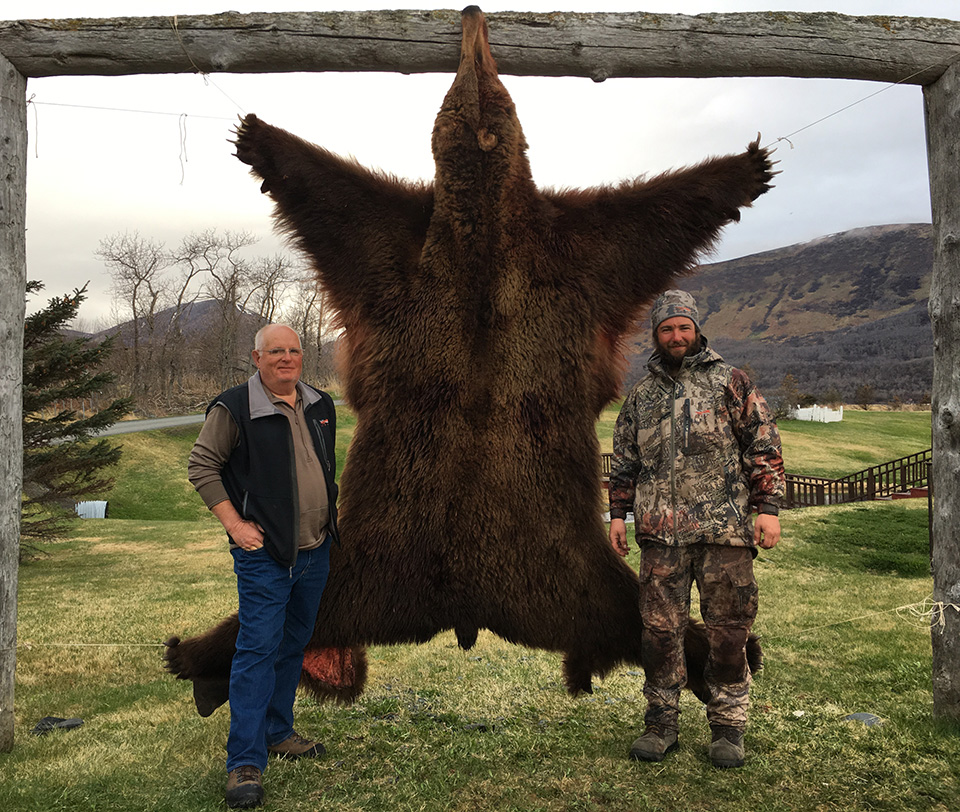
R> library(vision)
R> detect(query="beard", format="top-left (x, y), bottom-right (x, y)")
top-left (655, 332), bottom-right (701, 373)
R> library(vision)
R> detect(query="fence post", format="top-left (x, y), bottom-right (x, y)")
top-left (927, 461), bottom-right (934, 570)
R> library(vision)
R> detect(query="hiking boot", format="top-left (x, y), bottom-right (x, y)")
top-left (629, 726), bottom-right (679, 762)
top-left (709, 725), bottom-right (745, 768)
top-left (225, 765), bottom-right (263, 809)
top-left (267, 731), bottom-right (326, 760)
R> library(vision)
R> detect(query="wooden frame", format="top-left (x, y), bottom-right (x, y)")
top-left (2, 10), bottom-right (959, 750)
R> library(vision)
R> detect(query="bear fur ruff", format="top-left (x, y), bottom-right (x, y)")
top-left (164, 6), bottom-right (774, 715)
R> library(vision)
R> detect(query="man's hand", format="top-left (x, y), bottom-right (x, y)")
top-left (754, 513), bottom-right (781, 549)
top-left (211, 500), bottom-right (265, 551)
top-left (229, 518), bottom-right (265, 551)
top-left (609, 517), bottom-right (630, 557)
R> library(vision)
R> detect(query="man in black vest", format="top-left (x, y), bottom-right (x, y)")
top-left (188, 324), bottom-right (340, 809)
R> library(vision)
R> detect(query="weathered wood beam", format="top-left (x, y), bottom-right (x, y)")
top-left (924, 62), bottom-right (960, 724)
top-left (0, 10), bottom-right (959, 84)
top-left (0, 51), bottom-right (26, 754)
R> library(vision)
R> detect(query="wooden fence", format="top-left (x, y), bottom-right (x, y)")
top-left (599, 448), bottom-right (933, 510)
top-left (783, 448), bottom-right (932, 508)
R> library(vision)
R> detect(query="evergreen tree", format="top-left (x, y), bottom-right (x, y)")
top-left (21, 282), bottom-right (133, 544)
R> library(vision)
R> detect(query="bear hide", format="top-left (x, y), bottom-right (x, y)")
top-left (165, 6), bottom-right (773, 715)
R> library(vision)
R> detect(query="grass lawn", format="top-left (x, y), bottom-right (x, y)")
top-left (5, 410), bottom-right (955, 811)
top-left (776, 409), bottom-right (931, 479)
top-left (8, 500), bottom-right (956, 811)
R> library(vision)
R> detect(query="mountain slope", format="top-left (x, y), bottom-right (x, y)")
top-left (624, 223), bottom-right (934, 403)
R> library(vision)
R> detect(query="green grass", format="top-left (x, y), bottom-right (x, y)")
top-left (786, 501), bottom-right (932, 577)
top-left (104, 427), bottom-right (210, 521)
top-left (105, 410), bottom-right (358, 521)
top-left (6, 409), bottom-right (955, 811)
top-left (8, 500), bottom-right (956, 812)
top-left (777, 410), bottom-right (931, 478)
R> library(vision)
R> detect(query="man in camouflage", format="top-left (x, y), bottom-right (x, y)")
top-left (608, 289), bottom-right (784, 768)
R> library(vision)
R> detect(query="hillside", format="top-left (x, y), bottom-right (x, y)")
top-left (90, 298), bottom-right (259, 343)
top-left (624, 223), bottom-right (934, 403)
top-left (76, 223), bottom-right (935, 406)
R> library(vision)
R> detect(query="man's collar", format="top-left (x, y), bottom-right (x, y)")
top-left (247, 371), bottom-right (320, 418)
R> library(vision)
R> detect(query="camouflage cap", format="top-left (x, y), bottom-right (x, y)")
top-left (650, 289), bottom-right (700, 331)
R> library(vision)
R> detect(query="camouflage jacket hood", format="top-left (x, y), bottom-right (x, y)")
top-left (609, 340), bottom-right (784, 548)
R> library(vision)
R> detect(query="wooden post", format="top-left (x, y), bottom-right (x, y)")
top-left (924, 61), bottom-right (960, 723)
top-left (0, 52), bottom-right (27, 753)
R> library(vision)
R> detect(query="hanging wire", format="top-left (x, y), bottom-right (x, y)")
top-left (761, 596), bottom-right (960, 642)
top-left (171, 14), bottom-right (248, 116)
top-left (26, 100), bottom-right (233, 121)
top-left (767, 56), bottom-right (960, 150)
top-left (25, 93), bottom-right (39, 157)
top-left (179, 112), bottom-right (189, 185)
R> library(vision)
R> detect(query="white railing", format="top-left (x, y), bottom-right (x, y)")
top-left (791, 404), bottom-right (843, 423)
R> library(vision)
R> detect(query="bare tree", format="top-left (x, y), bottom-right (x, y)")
top-left (162, 236), bottom-right (216, 409)
top-left (287, 273), bottom-right (340, 385)
top-left (820, 386), bottom-right (844, 408)
top-left (98, 228), bottom-right (311, 409)
top-left (97, 232), bottom-right (171, 406)
top-left (243, 254), bottom-right (299, 325)
top-left (186, 229), bottom-right (261, 390)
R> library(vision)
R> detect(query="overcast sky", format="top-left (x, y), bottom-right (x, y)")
top-left (6, 1), bottom-right (960, 326)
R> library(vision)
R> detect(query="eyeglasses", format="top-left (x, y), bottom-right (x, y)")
top-left (262, 348), bottom-right (303, 357)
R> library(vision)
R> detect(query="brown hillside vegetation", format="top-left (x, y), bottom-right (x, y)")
top-left (625, 223), bottom-right (933, 404)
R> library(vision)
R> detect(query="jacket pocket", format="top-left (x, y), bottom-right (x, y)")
top-left (312, 420), bottom-right (333, 473)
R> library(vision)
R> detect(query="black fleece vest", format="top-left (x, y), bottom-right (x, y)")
top-left (211, 381), bottom-right (340, 567)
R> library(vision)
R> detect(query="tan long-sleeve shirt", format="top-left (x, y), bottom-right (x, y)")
top-left (188, 382), bottom-right (329, 551)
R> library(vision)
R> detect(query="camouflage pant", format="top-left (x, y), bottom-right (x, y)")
top-left (638, 540), bottom-right (759, 731)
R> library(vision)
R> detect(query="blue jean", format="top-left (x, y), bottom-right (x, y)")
top-left (227, 540), bottom-right (330, 772)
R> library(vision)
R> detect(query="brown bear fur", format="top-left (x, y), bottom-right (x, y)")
top-left (164, 6), bottom-right (773, 715)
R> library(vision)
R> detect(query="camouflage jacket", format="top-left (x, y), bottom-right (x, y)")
top-left (609, 341), bottom-right (784, 548)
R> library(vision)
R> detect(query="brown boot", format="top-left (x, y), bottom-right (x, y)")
top-left (225, 765), bottom-right (263, 809)
top-left (629, 725), bottom-right (679, 762)
top-left (709, 725), bottom-right (745, 768)
top-left (267, 731), bottom-right (326, 760)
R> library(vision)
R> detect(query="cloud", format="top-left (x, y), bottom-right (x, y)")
top-left (8, 0), bottom-right (956, 321)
